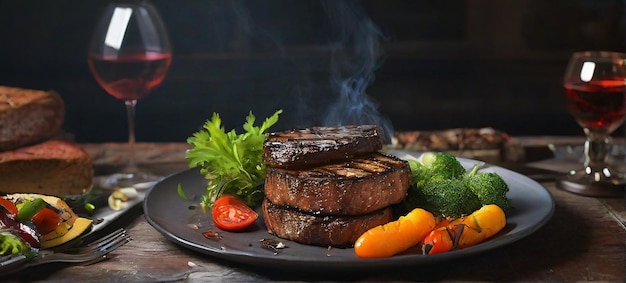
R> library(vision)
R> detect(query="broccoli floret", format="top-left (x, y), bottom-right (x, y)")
top-left (409, 152), bottom-right (466, 187)
top-left (466, 166), bottom-right (511, 211)
top-left (407, 159), bottom-right (428, 186)
top-left (407, 177), bottom-right (482, 218)
top-left (0, 230), bottom-right (31, 256)
top-left (405, 152), bottom-right (510, 218)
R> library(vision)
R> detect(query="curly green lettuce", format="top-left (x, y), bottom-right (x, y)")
top-left (185, 110), bottom-right (282, 211)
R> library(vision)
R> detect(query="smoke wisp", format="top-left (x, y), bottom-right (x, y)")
top-left (321, 0), bottom-right (393, 143)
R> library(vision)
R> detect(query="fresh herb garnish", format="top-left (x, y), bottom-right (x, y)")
top-left (177, 184), bottom-right (188, 200)
top-left (185, 110), bottom-right (282, 211)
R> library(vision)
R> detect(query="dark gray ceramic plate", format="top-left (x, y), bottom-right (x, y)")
top-left (144, 153), bottom-right (555, 270)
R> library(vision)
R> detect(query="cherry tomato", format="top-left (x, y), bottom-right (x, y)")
top-left (32, 207), bottom-right (62, 235)
top-left (422, 204), bottom-right (506, 255)
top-left (0, 197), bottom-right (18, 217)
top-left (422, 227), bottom-right (456, 255)
top-left (211, 195), bottom-right (258, 231)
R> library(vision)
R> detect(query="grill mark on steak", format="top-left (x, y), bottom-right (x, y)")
top-left (262, 125), bottom-right (383, 169)
top-left (264, 152), bottom-right (411, 216)
top-left (300, 153), bottom-right (403, 178)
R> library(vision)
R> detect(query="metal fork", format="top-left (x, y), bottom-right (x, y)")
top-left (28, 228), bottom-right (132, 267)
top-left (1, 228), bottom-right (132, 272)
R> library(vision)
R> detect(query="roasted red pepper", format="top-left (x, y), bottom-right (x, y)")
top-left (32, 207), bottom-right (62, 235)
top-left (0, 197), bottom-right (18, 217)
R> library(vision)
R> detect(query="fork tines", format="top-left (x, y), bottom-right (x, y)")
top-left (66, 228), bottom-right (131, 254)
top-left (28, 228), bottom-right (132, 267)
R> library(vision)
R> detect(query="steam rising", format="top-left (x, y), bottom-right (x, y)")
top-left (321, 0), bottom-right (393, 143)
top-left (208, 1), bottom-right (394, 142)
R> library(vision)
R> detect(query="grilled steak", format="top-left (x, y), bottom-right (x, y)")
top-left (261, 125), bottom-right (411, 247)
top-left (262, 125), bottom-right (383, 169)
top-left (264, 152), bottom-right (411, 215)
top-left (262, 199), bottom-right (394, 248)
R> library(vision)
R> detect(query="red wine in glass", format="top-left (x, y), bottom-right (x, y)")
top-left (88, 52), bottom-right (172, 101)
top-left (564, 80), bottom-right (626, 134)
top-left (88, 0), bottom-right (172, 189)
top-left (557, 51), bottom-right (626, 197)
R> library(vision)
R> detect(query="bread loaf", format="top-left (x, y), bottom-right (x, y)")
top-left (0, 140), bottom-right (93, 196)
top-left (0, 86), bottom-right (64, 152)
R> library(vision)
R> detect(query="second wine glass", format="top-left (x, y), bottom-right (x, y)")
top-left (88, 0), bottom-right (172, 189)
top-left (556, 51), bottom-right (626, 197)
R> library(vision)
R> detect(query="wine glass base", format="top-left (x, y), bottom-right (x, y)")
top-left (98, 171), bottom-right (162, 190)
top-left (556, 173), bottom-right (624, 198)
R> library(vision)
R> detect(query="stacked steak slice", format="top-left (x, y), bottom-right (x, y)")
top-left (261, 125), bottom-right (411, 247)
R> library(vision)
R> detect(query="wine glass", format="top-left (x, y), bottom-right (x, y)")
top-left (88, 0), bottom-right (172, 188)
top-left (556, 51), bottom-right (626, 197)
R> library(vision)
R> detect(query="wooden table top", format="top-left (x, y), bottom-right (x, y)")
top-left (3, 139), bottom-right (625, 282)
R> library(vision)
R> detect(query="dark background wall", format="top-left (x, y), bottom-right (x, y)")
top-left (1, 0), bottom-right (625, 142)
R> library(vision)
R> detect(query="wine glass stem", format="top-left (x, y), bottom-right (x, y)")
top-left (125, 99), bottom-right (138, 174)
top-left (584, 131), bottom-right (611, 174)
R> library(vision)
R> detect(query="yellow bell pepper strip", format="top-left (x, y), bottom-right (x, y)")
top-left (354, 208), bottom-right (436, 258)
top-left (40, 217), bottom-right (93, 249)
top-left (422, 204), bottom-right (506, 255)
